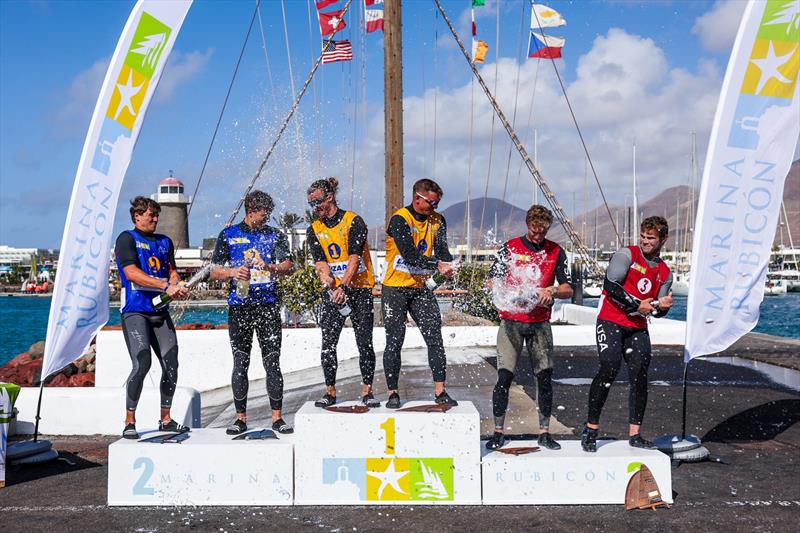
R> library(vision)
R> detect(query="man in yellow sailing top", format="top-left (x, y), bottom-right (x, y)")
top-left (382, 178), bottom-right (456, 408)
top-left (306, 177), bottom-right (380, 408)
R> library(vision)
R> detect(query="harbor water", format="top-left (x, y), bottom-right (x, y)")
top-left (2, 294), bottom-right (800, 366)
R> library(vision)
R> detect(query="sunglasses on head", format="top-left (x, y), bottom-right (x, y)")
top-left (415, 192), bottom-right (439, 208)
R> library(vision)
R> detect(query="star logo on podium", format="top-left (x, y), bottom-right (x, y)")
top-left (366, 458), bottom-right (410, 500)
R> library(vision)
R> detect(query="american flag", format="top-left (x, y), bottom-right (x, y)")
top-left (322, 40), bottom-right (353, 64)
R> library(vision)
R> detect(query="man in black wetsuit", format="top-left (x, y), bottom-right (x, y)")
top-left (582, 216), bottom-right (673, 452)
top-left (306, 177), bottom-right (379, 408)
top-left (210, 191), bottom-right (295, 435)
top-left (115, 196), bottom-right (189, 439)
top-left (381, 178), bottom-right (456, 408)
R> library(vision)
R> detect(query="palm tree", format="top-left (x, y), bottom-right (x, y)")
top-left (274, 212), bottom-right (303, 251)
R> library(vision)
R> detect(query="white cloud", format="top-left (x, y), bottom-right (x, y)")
top-left (154, 48), bottom-right (214, 103)
top-left (52, 58), bottom-right (109, 137)
top-left (351, 27), bottom-right (723, 229)
top-left (52, 48), bottom-right (212, 136)
top-left (692, 0), bottom-right (747, 53)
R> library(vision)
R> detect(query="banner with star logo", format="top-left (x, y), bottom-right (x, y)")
top-left (41, 1), bottom-right (192, 381)
top-left (685, 0), bottom-right (799, 361)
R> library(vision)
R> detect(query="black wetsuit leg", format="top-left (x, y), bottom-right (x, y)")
top-left (587, 319), bottom-right (625, 425)
top-left (382, 285), bottom-right (410, 390)
top-left (253, 304), bottom-right (284, 411)
top-left (349, 288), bottom-right (376, 386)
top-left (407, 287), bottom-right (446, 383)
top-left (623, 328), bottom-right (652, 425)
top-left (122, 312), bottom-right (179, 411)
top-left (319, 295), bottom-right (347, 386)
top-left (228, 304), bottom-right (255, 413)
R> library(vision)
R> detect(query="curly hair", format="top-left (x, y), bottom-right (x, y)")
top-left (525, 204), bottom-right (553, 227)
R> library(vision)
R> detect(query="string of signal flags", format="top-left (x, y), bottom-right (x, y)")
top-left (471, 1), bottom-right (567, 64)
top-left (313, 0), bottom-right (567, 66)
top-left (315, 0), bottom-right (384, 64)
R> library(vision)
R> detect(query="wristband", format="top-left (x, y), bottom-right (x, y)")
top-left (164, 281), bottom-right (170, 291)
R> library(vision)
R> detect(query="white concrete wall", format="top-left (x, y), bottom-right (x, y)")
top-left (10, 386), bottom-right (200, 436)
top-left (96, 326), bottom-right (498, 393)
top-left (96, 305), bottom-right (687, 394)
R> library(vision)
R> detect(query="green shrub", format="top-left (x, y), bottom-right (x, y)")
top-left (453, 262), bottom-right (499, 323)
top-left (278, 263), bottom-right (325, 324)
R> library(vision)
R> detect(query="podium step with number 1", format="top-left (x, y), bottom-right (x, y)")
top-left (294, 401), bottom-right (482, 505)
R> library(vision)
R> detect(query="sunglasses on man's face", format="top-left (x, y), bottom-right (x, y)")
top-left (308, 195), bottom-right (328, 208)
top-left (416, 192), bottom-right (440, 208)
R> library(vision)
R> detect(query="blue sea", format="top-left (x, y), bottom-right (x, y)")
top-left (2, 294), bottom-right (799, 367)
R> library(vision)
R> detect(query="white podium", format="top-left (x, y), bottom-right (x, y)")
top-left (481, 440), bottom-right (672, 505)
top-left (108, 428), bottom-right (294, 506)
top-left (294, 401), bottom-right (481, 505)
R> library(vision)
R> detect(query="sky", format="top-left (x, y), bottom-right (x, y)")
top-left (0, 0), bottom-right (758, 249)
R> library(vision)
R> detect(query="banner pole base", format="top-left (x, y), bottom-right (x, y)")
top-left (654, 356), bottom-right (711, 462)
top-left (33, 380), bottom-right (45, 442)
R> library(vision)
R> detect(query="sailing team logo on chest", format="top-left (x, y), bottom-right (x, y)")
top-left (328, 243), bottom-right (342, 259)
top-left (417, 241), bottom-right (428, 253)
top-left (147, 256), bottom-right (161, 273)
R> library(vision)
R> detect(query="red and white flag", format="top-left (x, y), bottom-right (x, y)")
top-left (315, 0), bottom-right (338, 10)
top-left (365, 8), bottom-right (384, 33)
top-left (319, 10), bottom-right (346, 36)
top-left (322, 40), bottom-right (353, 63)
top-left (365, 0), bottom-right (383, 4)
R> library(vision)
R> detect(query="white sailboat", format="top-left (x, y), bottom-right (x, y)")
top-left (768, 203), bottom-right (800, 292)
top-left (669, 132), bottom-right (697, 297)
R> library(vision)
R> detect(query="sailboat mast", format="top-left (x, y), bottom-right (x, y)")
top-left (632, 142), bottom-right (638, 242)
top-left (384, 0), bottom-right (404, 227)
top-left (533, 129), bottom-right (538, 205)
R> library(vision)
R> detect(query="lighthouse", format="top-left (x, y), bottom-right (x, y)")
top-left (151, 171), bottom-right (191, 249)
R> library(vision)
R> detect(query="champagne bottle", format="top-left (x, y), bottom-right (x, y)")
top-left (328, 288), bottom-right (351, 317)
top-left (152, 265), bottom-right (211, 310)
top-left (425, 271), bottom-right (447, 290)
top-left (236, 277), bottom-right (250, 299)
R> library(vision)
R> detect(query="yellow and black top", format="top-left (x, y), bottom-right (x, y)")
top-left (310, 210), bottom-right (374, 289)
top-left (384, 206), bottom-right (451, 288)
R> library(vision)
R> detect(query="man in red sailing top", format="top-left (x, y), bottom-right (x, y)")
top-left (582, 216), bottom-right (673, 452)
top-left (486, 205), bottom-right (573, 450)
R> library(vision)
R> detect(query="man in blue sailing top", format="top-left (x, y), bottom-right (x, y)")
top-left (115, 196), bottom-right (189, 439)
top-left (210, 190), bottom-right (295, 435)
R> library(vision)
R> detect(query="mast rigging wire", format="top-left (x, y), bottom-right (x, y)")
top-left (475, 2), bottom-right (502, 249)
top-left (433, 0), bottom-right (601, 276)
top-left (280, 0), bottom-right (307, 180)
top-left (225, 0), bottom-right (356, 227)
top-left (530, 9), bottom-right (620, 247)
top-left (187, 0), bottom-right (261, 218)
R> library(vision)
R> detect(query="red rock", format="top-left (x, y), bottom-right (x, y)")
top-left (0, 357), bottom-right (42, 386)
top-left (68, 373), bottom-right (95, 387)
top-left (48, 374), bottom-right (70, 387)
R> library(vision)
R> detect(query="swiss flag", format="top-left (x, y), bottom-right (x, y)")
top-left (319, 10), bottom-right (346, 36)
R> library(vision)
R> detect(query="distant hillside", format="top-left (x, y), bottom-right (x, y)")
top-left (440, 197), bottom-right (527, 247)
top-left (439, 158), bottom-right (799, 252)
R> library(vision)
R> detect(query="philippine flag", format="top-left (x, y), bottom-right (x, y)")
top-left (528, 31), bottom-right (565, 59)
